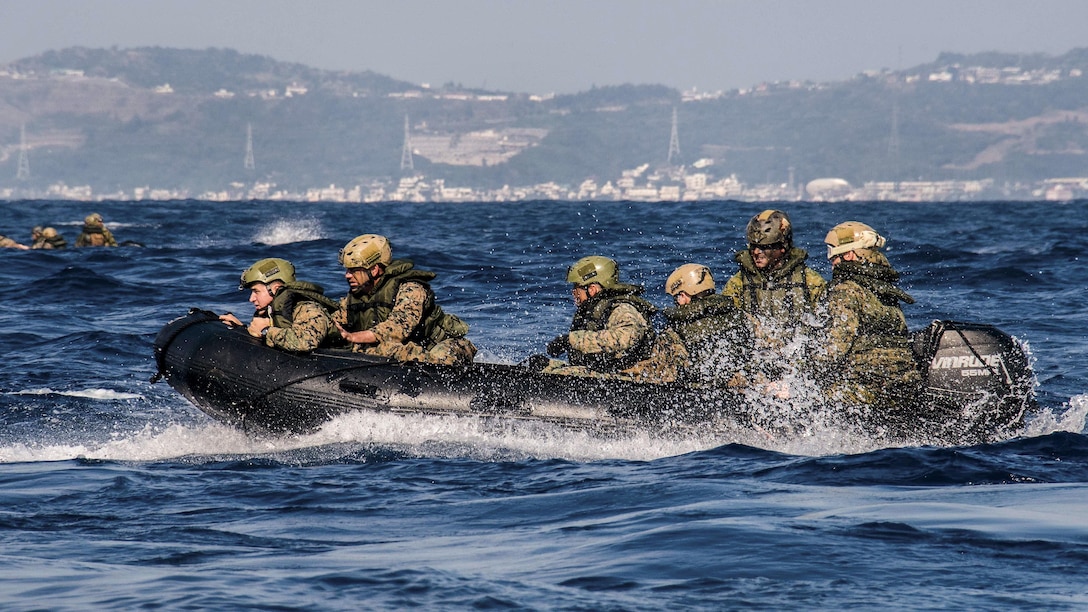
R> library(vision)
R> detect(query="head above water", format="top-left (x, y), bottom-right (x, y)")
top-left (84, 213), bottom-right (104, 228)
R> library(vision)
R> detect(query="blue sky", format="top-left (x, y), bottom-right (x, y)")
top-left (1, 0), bottom-right (1086, 94)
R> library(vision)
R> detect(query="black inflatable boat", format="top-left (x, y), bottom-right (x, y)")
top-left (152, 309), bottom-right (1037, 443)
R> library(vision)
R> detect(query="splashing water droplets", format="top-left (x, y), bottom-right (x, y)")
top-left (254, 217), bottom-right (324, 245)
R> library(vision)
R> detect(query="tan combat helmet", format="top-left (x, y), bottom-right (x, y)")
top-left (665, 263), bottom-right (716, 297)
top-left (746, 209), bottom-right (793, 248)
top-left (825, 221), bottom-right (886, 259)
top-left (42, 227), bottom-right (59, 238)
top-left (567, 255), bottom-right (620, 289)
top-left (84, 213), bottom-right (104, 227)
top-left (239, 258), bottom-right (296, 289)
top-left (339, 234), bottom-right (392, 269)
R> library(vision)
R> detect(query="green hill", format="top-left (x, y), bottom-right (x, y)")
top-left (2, 46), bottom-right (1088, 195)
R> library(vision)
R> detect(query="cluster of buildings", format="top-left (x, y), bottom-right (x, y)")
top-left (5, 168), bottom-right (1085, 204)
top-left (5, 54), bottom-right (1088, 203)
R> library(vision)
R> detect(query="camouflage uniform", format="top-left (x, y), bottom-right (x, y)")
top-left (0, 235), bottom-right (27, 249)
top-left (31, 229), bottom-right (68, 249)
top-left (622, 329), bottom-right (689, 383)
top-left (722, 246), bottom-right (826, 378)
top-left (75, 224), bottom-right (118, 247)
top-left (544, 289), bottom-right (654, 377)
top-left (336, 260), bottom-right (477, 366)
top-left (262, 281), bottom-right (341, 352)
top-left (814, 253), bottom-right (922, 413)
top-left (722, 246), bottom-right (827, 322)
top-left (624, 294), bottom-right (752, 386)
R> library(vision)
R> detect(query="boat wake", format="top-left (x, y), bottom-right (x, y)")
top-left (2, 392), bottom-right (1083, 465)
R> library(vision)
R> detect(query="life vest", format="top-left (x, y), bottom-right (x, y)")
top-left (827, 260), bottom-right (915, 353)
top-left (567, 286), bottom-right (656, 372)
top-left (730, 247), bottom-right (824, 320)
top-left (266, 281), bottom-right (342, 346)
top-left (43, 236), bottom-right (67, 249)
top-left (77, 226), bottom-right (117, 247)
top-left (666, 294), bottom-right (750, 357)
top-left (342, 259), bottom-right (467, 349)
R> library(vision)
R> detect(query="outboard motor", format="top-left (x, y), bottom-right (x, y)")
top-left (911, 320), bottom-right (1036, 439)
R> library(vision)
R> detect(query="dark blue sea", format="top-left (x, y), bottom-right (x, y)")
top-left (1, 199), bottom-right (1086, 610)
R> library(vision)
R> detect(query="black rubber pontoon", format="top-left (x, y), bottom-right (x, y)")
top-left (153, 309), bottom-right (1036, 442)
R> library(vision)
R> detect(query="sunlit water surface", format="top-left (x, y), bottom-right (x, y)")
top-left (1, 199), bottom-right (1086, 610)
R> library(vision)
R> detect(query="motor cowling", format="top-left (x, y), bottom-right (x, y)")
top-left (911, 320), bottom-right (1037, 437)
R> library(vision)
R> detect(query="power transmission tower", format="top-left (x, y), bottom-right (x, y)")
top-left (667, 107), bottom-right (681, 165)
top-left (16, 123), bottom-right (29, 180)
top-left (400, 114), bottom-right (414, 172)
top-left (244, 123), bottom-right (255, 170)
top-left (887, 88), bottom-right (900, 178)
top-left (887, 48), bottom-right (902, 181)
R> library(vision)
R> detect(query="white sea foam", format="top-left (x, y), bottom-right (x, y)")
top-left (0, 422), bottom-right (267, 463)
top-left (1024, 393), bottom-right (1088, 437)
top-left (253, 217), bottom-right (324, 245)
top-left (0, 396), bottom-right (1051, 465)
top-left (9, 388), bottom-right (143, 401)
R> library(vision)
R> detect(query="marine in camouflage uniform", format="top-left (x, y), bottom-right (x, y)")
top-left (335, 234), bottom-right (476, 366)
top-left (624, 264), bottom-right (752, 387)
top-left (263, 283), bottom-right (341, 352)
top-left (30, 227), bottom-right (67, 249)
top-left (74, 213), bottom-right (118, 247)
top-left (222, 258), bottom-right (341, 353)
top-left (541, 256), bottom-right (654, 378)
top-left (0, 235), bottom-right (29, 249)
top-left (722, 247), bottom-right (826, 322)
top-left (721, 209), bottom-right (827, 378)
top-left (815, 222), bottom-right (922, 421)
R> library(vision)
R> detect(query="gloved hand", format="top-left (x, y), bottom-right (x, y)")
top-left (546, 334), bottom-right (570, 357)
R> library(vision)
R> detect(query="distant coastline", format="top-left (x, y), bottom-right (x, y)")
top-left (5, 46), bottom-right (1088, 203)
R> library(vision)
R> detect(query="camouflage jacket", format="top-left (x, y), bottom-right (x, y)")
top-left (722, 247), bottom-right (827, 322)
top-left (816, 259), bottom-right (921, 402)
top-left (567, 288), bottom-right (655, 373)
top-left (663, 293), bottom-right (752, 385)
top-left (263, 282), bottom-right (340, 352)
top-left (75, 226), bottom-right (118, 247)
top-left (336, 260), bottom-right (468, 351)
top-left (31, 235), bottom-right (67, 249)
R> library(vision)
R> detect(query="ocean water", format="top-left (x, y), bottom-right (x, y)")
top-left (1, 198), bottom-right (1086, 610)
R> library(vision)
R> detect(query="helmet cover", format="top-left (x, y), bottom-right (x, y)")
top-left (665, 263), bottom-right (715, 296)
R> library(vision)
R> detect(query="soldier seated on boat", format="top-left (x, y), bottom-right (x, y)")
top-left (219, 257), bottom-right (341, 352)
top-left (623, 263), bottom-right (752, 387)
top-left (722, 209), bottom-right (827, 381)
top-left (30, 226), bottom-right (68, 249)
top-left (813, 221), bottom-right (922, 426)
top-left (334, 233), bottom-right (477, 366)
top-left (536, 255), bottom-right (655, 378)
top-left (74, 213), bottom-right (118, 247)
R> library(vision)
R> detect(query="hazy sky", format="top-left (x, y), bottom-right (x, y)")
top-left (2, 0), bottom-right (1087, 94)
